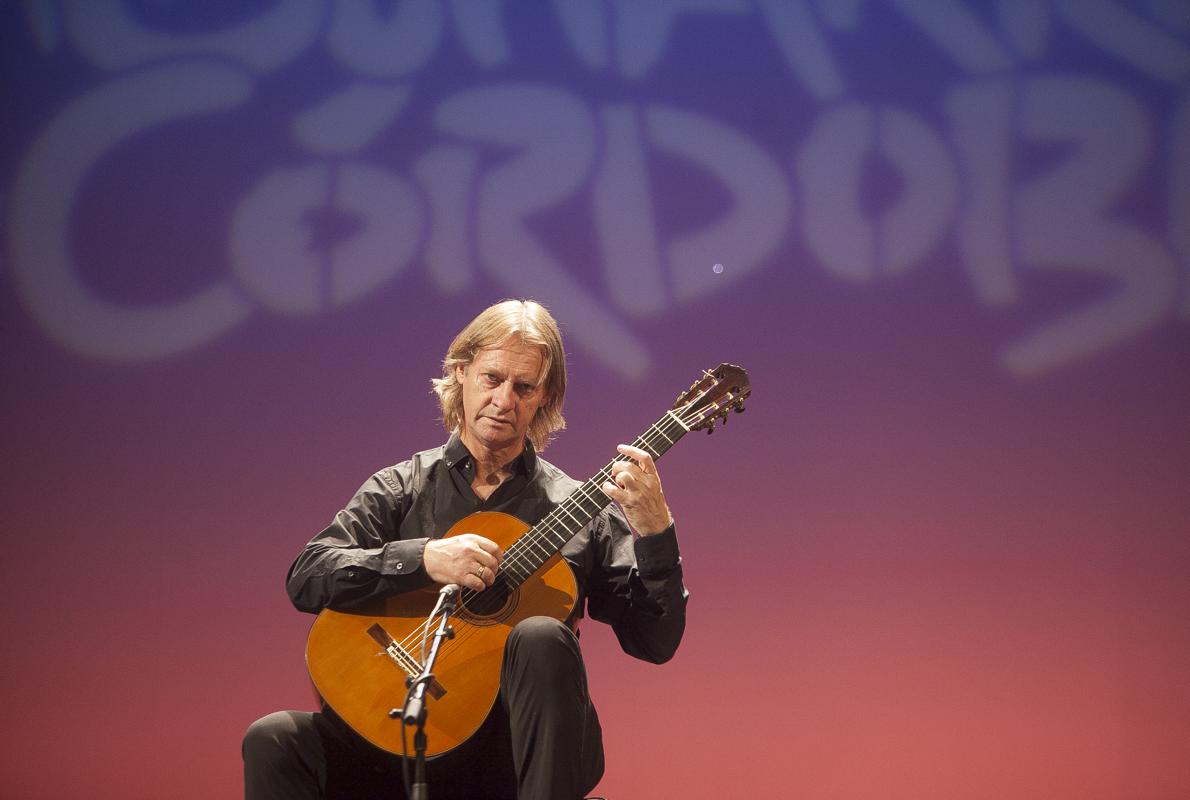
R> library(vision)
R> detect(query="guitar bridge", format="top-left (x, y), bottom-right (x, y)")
top-left (367, 623), bottom-right (446, 700)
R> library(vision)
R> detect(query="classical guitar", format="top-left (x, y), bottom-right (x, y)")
top-left (305, 363), bottom-right (750, 757)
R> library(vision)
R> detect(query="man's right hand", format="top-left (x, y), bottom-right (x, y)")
top-left (423, 534), bottom-right (502, 592)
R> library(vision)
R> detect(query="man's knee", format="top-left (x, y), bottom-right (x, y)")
top-left (503, 616), bottom-right (585, 690)
top-left (242, 710), bottom-right (310, 764)
top-left (507, 616), bottom-right (577, 656)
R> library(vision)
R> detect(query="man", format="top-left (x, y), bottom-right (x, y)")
top-left (243, 299), bottom-right (687, 800)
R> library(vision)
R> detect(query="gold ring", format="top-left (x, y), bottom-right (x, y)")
top-left (476, 565), bottom-right (486, 579)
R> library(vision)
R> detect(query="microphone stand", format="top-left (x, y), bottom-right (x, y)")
top-left (394, 585), bottom-right (457, 800)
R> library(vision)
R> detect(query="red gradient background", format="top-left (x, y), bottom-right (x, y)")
top-left (2, 3), bottom-right (1188, 799)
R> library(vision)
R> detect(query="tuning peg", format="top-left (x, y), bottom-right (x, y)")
top-left (705, 423), bottom-right (715, 435)
top-left (733, 403), bottom-right (745, 413)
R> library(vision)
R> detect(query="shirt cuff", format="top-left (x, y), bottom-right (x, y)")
top-left (634, 524), bottom-right (680, 578)
top-left (381, 538), bottom-right (428, 576)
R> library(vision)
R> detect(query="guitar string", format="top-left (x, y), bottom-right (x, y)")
top-left (388, 409), bottom-right (702, 668)
top-left (387, 403), bottom-right (717, 670)
top-left (386, 393), bottom-right (733, 671)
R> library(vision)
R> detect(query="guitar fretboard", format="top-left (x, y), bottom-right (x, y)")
top-left (468, 409), bottom-right (689, 597)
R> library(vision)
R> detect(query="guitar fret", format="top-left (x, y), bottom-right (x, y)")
top-left (501, 558), bottom-right (528, 582)
top-left (494, 570), bottom-right (519, 593)
top-left (523, 536), bottom-right (551, 558)
top-left (558, 503), bottom-right (583, 527)
top-left (546, 518), bottom-right (567, 536)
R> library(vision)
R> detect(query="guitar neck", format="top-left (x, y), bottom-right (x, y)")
top-left (497, 410), bottom-right (689, 589)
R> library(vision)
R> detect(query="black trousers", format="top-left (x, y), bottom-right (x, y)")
top-left (243, 617), bottom-right (605, 800)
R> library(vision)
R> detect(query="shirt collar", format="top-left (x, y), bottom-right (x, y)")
top-left (444, 430), bottom-right (537, 476)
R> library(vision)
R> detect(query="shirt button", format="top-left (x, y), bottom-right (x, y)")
top-left (396, 562), bottom-right (404, 570)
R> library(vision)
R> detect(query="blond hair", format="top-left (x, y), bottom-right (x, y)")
top-left (432, 299), bottom-right (567, 450)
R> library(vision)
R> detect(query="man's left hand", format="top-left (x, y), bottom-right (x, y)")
top-left (601, 444), bottom-right (673, 536)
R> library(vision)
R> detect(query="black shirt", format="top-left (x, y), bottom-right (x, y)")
top-left (286, 433), bottom-right (687, 664)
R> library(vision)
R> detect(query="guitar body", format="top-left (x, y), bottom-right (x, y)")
top-left (306, 511), bottom-right (578, 758)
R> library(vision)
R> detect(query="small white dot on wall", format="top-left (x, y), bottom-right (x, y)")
top-left (712, 263), bottom-right (724, 274)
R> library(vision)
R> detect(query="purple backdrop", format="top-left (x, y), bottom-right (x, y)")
top-left (2, 2), bottom-right (1188, 798)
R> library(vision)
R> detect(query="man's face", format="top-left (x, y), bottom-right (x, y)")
top-left (456, 339), bottom-right (549, 455)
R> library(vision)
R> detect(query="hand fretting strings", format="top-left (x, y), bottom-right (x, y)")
top-left (392, 405), bottom-right (701, 668)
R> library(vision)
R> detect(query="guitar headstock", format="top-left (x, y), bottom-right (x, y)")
top-left (672, 363), bottom-right (751, 434)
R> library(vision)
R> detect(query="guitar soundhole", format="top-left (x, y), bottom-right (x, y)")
top-left (459, 583), bottom-right (518, 625)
